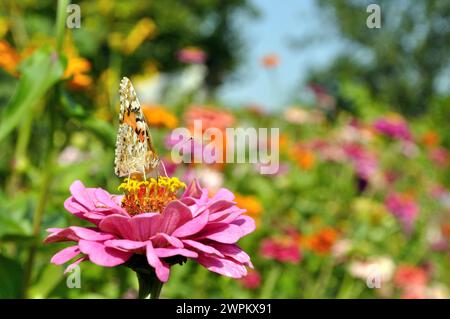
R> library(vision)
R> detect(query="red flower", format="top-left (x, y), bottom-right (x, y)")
top-left (240, 269), bottom-right (261, 289)
top-left (394, 265), bottom-right (428, 288)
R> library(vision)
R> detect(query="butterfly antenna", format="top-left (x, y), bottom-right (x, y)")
top-left (158, 160), bottom-right (168, 178)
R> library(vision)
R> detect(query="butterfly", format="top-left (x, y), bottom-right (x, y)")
top-left (114, 77), bottom-right (160, 179)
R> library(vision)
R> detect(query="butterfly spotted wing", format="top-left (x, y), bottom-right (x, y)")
top-left (114, 77), bottom-right (159, 178)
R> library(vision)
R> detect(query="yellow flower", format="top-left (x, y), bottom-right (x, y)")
top-left (0, 18), bottom-right (9, 38)
top-left (142, 105), bottom-right (179, 129)
top-left (124, 18), bottom-right (156, 55)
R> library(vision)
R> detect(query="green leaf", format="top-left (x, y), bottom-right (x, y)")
top-left (0, 46), bottom-right (67, 141)
top-left (60, 91), bottom-right (87, 119)
top-left (0, 254), bottom-right (23, 298)
top-left (0, 192), bottom-right (32, 238)
top-left (29, 264), bottom-right (63, 298)
top-left (84, 118), bottom-right (116, 147)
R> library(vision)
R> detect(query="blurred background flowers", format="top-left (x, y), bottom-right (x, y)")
top-left (0, 0), bottom-right (449, 299)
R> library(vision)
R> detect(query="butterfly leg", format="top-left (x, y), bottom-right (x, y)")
top-left (143, 166), bottom-right (147, 181)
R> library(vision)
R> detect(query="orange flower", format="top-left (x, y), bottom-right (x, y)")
top-left (421, 131), bottom-right (440, 148)
top-left (142, 105), bottom-right (178, 129)
top-left (184, 105), bottom-right (235, 133)
top-left (303, 227), bottom-right (339, 254)
top-left (235, 194), bottom-right (263, 225)
top-left (394, 265), bottom-right (428, 288)
top-left (261, 53), bottom-right (279, 68)
top-left (441, 222), bottom-right (450, 238)
top-left (184, 106), bottom-right (235, 170)
top-left (64, 56), bottom-right (92, 90)
top-left (289, 144), bottom-right (315, 170)
top-left (0, 40), bottom-right (20, 76)
top-left (279, 133), bottom-right (290, 154)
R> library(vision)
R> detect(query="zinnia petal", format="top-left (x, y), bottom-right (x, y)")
top-left (99, 215), bottom-right (134, 239)
top-left (197, 255), bottom-right (247, 278)
top-left (172, 211), bottom-right (209, 238)
top-left (64, 257), bottom-right (87, 274)
top-left (146, 242), bottom-right (170, 282)
top-left (104, 239), bottom-right (147, 251)
top-left (151, 233), bottom-right (184, 248)
top-left (78, 240), bottom-right (131, 267)
top-left (130, 213), bottom-right (162, 241)
top-left (70, 180), bottom-right (95, 210)
top-left (51, 245), bottom-right (81, 265)
top-left (159, 200), bottom-right (192, 234)
top-left (154, 248), bottom-right (198, 258)
top-left (231, 215), bottom-right (256, 236)
top-left (196, 223), bottom-right (244, 244)
top-left (182, 239), bottom-right (225, 258)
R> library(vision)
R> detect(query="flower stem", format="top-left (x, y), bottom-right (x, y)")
top-left (136, 270), bottom-right (163, 299)
top-left (21, 165), bottom-right (53, 298)
top-left (55, 0), bottom-right (69, 54)
top-left (149, 279), bottom-right (163, 299)
top-left (128, 255), bottom-right (164, 299)
top-left (259, 265), bottom-right (280, 298)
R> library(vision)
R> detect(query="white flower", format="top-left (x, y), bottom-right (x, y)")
top-left (348, 256), bottom-right (395, 283)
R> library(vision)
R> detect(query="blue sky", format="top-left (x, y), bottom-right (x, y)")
top-left (218, 0), bottom-right (344, 111)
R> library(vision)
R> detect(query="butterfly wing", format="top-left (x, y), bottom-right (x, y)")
top-left (114, 77), bottom-right (159, 177)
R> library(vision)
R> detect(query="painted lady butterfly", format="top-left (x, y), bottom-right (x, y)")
top-left (114, 77), bottom-right (159, 178)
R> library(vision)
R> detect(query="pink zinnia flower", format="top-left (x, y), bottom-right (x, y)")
top-left (45, 178), bottom-right (255, 283)
top-left (240, 269), bottom-right (261, 289)
top-left (372, 115), bottom-right (413, 141)
top-left (260, 233), bottom-right (302, 264)
top-left (428, 147), bottom-right (449, 167)
top-left (309, 139), bottom-right (346, 162)
top-left (177, 47), bottom-right (207, 64)
top-left (385, 193), bottom-right (419, 232)
top-left (343, 143), bottom-right (378, 180)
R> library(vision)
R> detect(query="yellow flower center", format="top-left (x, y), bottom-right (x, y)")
top-left (118, 177), bottom-right (186, 215)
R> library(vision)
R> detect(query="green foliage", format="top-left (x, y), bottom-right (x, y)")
top-left (0, 47), bottom-right (66, 141)
top-left (311, 0), bottom-right (450, 116)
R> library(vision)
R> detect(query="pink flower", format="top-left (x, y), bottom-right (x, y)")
top-left (260, 235), bottom-right (302, 264)
top-left (309, 139), bottom-right (346, 162)
top-left (240, 269), bottom-right (261, 289)
top-left (428, 147), bottom-right (449, 167)
top-left (385, 193), bottom-right (419, 232)
top-left (343, 143), bottom-right (378, 180)
top-left (45, 178), bottom-right (255, 283)
top-left (177, 47), bottom-right (207, 64)
top-left (372, 115), bottom-right (413, 141)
